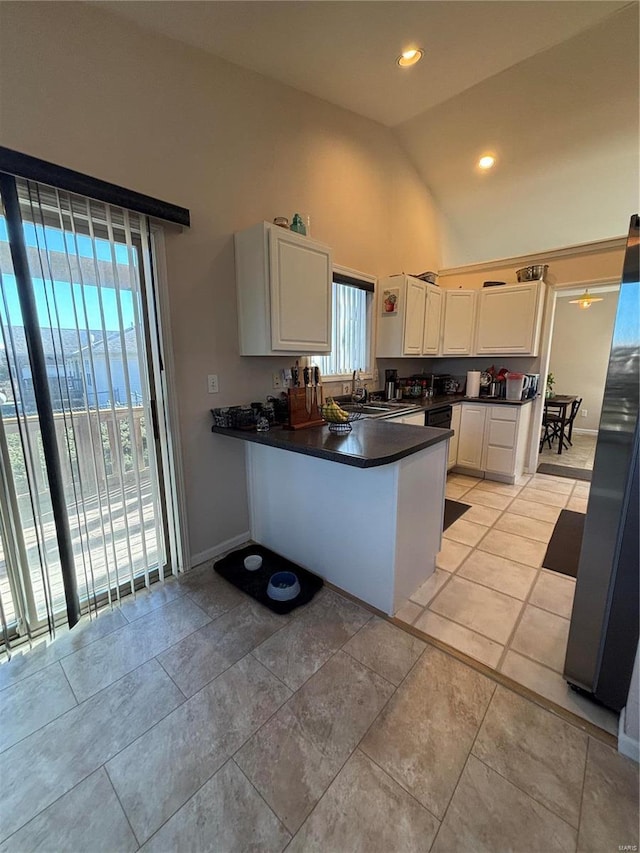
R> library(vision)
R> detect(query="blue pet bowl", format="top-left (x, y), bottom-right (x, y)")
top-left (267, 571), bottom-right (301, 602)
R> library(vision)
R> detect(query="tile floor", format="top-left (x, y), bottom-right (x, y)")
top-left (395, 471), bottom-right (619, 734)
top-left (538, 432), bottom-right (597, 470)
top-left (0, 570), bottom-right (637, 852)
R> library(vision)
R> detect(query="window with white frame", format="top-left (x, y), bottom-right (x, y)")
top-left (316, 268), bottom-right (375, 378)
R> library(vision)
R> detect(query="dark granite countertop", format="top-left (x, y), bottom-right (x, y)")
top-left (381, 394), bottom-right (535, 411)
top-left (458, 396), bottom-right (535, 406)
top-left (211, 418), bottom-right (452, 469)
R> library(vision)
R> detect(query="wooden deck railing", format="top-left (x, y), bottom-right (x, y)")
top-left (3, 406), bottom-right (150, 502)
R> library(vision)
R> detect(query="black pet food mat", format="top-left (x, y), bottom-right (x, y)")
top-left (214, 544), bottom-right (323, 614)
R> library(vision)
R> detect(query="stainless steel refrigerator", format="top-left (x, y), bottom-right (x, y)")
top-left (564, 214), bottom-right (639, 712)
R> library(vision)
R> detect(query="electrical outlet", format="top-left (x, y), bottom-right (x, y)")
top-left (342, 382), bottom-right (351, 395)
top-left (207, 374), bottom-right (219, 394)
top-left (581, 408), bottom-right (588, 418)
top-left (272, 372), bottom-right (282, 389)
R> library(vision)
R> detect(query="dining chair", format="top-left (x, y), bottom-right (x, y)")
top-left (540, 408), bottom-right (561, 450)
top-left (564, 397), bottom-right (583, 446)
top-left (542, 397), bottom-right (583, 452)
top-left (539, 397), bottom-right (582, 452)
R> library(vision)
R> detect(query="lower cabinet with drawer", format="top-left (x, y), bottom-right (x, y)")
top-left (452, 402), bottom-right (532, 483)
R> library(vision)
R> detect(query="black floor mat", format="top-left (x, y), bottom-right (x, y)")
top-left (214, 544), bottom-right (323, 614)
top-left (444, 499), bottom-right (471, 531)
top-left (542, 510), bottom-right (585, 578)
top-left (537, 463), bottom-right (592, 482)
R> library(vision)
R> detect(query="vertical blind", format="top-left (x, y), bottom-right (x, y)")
top-left (0, 177), bottom-right (167, 650)
top-left (316, 280), bottom-right (371, 377)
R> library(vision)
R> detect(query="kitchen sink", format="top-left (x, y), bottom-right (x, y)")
top-left (339, 401), bottom-right (422, 418)
top-left (339, 403), bottom-right (394, 414)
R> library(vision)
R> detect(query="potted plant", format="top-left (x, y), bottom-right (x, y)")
top-left (545, 372), bottom-right (555, 398)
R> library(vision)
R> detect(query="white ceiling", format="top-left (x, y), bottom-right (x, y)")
top-left (96, 0), bottom-right (628, 127)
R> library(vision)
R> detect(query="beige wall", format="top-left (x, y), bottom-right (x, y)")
top-left (548, 289), bottom-right (618, 431)
top-left (0, 2), bottom-right (441, 561)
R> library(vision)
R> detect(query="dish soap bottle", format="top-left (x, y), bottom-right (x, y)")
top-left (290, 213), bottom-right (306, 235)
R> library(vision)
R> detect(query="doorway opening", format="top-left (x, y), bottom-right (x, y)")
top-left (537, 283), bottom-right (619, 479)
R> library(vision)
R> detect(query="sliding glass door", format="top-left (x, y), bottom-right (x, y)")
top-left (0, 177), bottom-right (171, 645)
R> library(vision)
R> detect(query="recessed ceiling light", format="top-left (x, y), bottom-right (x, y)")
top-left (478, 155), bottom-right (496, 170)
top-left (397, 48), bottom-right (424, 67)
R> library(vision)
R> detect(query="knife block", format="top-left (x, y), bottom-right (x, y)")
top-left (284, 387), bottom-right (325, 430)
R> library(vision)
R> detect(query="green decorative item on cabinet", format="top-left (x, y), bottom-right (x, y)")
top-left (290, 213), bottom-right (306, 235)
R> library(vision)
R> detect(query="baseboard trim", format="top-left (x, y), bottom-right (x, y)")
top-left (618, 707), bottom-right (640, 763)
top-left (573, 428), bottom-right (598, 436)
top-left (190, 531), bottom-right (251, 569)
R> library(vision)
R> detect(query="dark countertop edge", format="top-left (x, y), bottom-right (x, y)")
top-left (393, 395), bottom-right (535, 410)
top-left (366, 394), bottom-right (536, 412)
top-left (211, 421), bottom-right (453, 469)
top-left (457, 396), bottom-right (535, 406)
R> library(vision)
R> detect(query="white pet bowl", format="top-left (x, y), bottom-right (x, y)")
top-left (244, 554), bottom-right (263, 571)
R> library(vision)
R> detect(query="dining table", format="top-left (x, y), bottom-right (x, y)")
top-left (544, 395), bottom-right (577, 454)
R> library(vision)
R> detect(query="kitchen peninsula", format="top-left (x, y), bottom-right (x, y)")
top-left (211, 419), bottom-right (452, 614)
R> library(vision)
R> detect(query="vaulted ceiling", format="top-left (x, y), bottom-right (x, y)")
top-left (96, 0), bottom-right (628, 127)
top-left (96, 1), bottom-right (639, 264)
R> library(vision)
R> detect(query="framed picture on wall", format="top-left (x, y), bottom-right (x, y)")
top-left (382, 288), bottom-right (399, 315)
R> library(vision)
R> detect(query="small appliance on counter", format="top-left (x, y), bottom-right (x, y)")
top-left (477, 366), bottom-right (509, 398)
top-left (480, 379), bottom-right (502, 398)
top-left (385, 369), bottom-right (398, 401)
top-left (430, 374), bottom-right (458, 396)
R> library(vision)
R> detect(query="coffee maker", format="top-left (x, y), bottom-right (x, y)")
top-left (385, 369), bottom-right (398, 401)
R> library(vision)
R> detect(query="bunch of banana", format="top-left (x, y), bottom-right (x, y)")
top-left (321, 397), bottom-right (350, 423)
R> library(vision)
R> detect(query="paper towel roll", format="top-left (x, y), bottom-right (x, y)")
top-left (466, 371), bottom-right (481, 398)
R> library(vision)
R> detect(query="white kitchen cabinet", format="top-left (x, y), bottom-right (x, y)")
top-left (235, 222), bottom-right (332, 355)
top-left (442, 290), bottom-right (476, 355)
top-left (483, 404), bottom-right (532, 478)
top-left (376, 274), bottom-right (440, 358)
top-left (422, 287), bottom-right (443, 355)
top-left (456, 404), bottom-right (486, 469)
top-left (404, 278), bottom-right (427, 355)
top-left (448, 404), bottom-right (461, 470)
top-left (475, 282), bottom-right (545, 356)
top-left (453, 402), bottom-right (533, 483)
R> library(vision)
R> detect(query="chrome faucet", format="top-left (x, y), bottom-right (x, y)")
top-left (351, 370), bottom-right (366, 403)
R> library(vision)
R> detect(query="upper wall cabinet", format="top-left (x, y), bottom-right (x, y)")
top-left (475, 282), bottom-right (545, 356)
top-left (235, 222), bottom-right (332, 355)
top-left (422, 287), bottom-right (443, 355)
top-left (441, 290), bottom-right (476, 355)
top-left (376, 274), bottom-right (440, 358)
